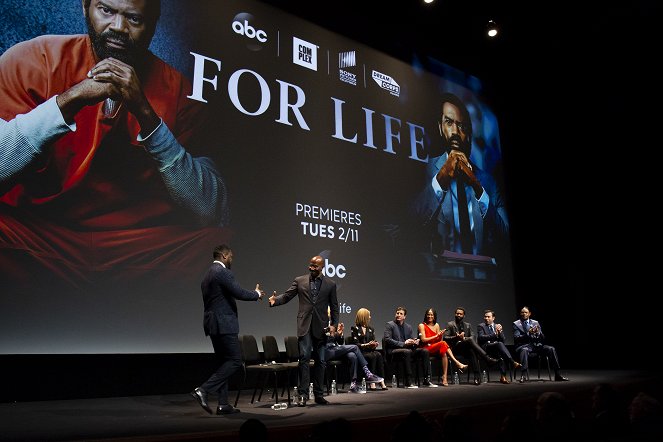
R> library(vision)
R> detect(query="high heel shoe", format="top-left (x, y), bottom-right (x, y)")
top-left (512, 360), bottom-right (522, 369)
top-left (442, 375), bottom-right (449, 386)
top-left (456, 363), bottom-right (468, 373)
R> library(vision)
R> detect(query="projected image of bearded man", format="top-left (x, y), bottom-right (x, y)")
top-left (0, 0), bottom-right (230, 287)
top-left (411, 92), bottom-right (509, 278)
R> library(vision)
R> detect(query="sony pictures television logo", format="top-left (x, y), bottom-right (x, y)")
top-left (338, 51), bottom-right (357, 86)
top-left (292, 36), bottom-right (318, 71)
top-left (231, 12), bottom-right (267, 51)
top-left (372, 70), bottom-right (400, 97)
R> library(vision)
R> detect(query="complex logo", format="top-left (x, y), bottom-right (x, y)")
top-left (338, 51), bottom-right (357, 86)
top-left (371, 70), bottom-right (400, 97)
top-left (292, 36), bottom-right (318, 71)
top-left (231, 12), bottom-right (267, 51)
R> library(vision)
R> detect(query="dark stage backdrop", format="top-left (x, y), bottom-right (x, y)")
top-left (0, 0), bottom-right (515, 354)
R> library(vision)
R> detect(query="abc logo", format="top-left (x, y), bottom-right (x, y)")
top-left (322, 259), bottom-right (347, 279)
top-left (232, 13), bottom-right (267, 51)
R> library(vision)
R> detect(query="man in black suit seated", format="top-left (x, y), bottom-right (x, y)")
top-left (384, 306), bottom-right (437, 388)
top-left (443, 306), bottom-right (498, 385)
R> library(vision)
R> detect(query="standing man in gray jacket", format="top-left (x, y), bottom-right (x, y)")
top-left (269, 255), bottom-right (339, 407)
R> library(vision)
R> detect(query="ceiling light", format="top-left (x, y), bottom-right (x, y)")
top-left (486, 20), bottom-right (499, 38)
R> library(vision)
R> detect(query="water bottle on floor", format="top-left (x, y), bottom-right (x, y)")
top-left (392, 374), bottom-right (397, 388)
top-left (482, 370), bottom-right (488, 384)
top-left (271, 402), bottom-right (288, 410)
top-left (361, 378), bottom-right (367, 393)
top-left (293, 386), bottom-right (298, 398)
top-left (331, 380), bottom-right (337, 395)
top-left (308, 383), bottom-right (314, 400)
top-left (453, 372), bottom-right (460, 385)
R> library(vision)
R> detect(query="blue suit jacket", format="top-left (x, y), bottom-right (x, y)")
top-left (477, 322), bottom-right (505, 350)
top-left (200, 262), bottom-right (259, 336)
top-left (512, 318), bottom-right (545, 351)
top-left (412, 152), bottom-right (509, 257)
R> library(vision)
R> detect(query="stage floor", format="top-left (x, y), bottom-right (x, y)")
top-left (1, 370), bottom-right (659, 441)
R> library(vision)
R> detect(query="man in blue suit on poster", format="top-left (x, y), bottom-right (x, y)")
top-left (411, 92), bottom-right (509, 280)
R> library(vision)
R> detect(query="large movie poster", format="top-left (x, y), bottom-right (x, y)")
top-left (0, 0), bottom-right (514, 354)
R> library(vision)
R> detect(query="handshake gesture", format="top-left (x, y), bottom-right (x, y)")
top-left (255, 284), bottom-right (265, 300)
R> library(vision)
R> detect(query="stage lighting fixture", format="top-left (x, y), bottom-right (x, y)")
top-left (486, 20), bottom-right (499, 37)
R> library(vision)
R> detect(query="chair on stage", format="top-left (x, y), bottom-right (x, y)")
top-left (283, 335), bottom-right (314, 396)
top-left (262, 335), bottom-right (298, 402)
top-left (524, 351), bottom-right (552, 381)
top-left (234, 334), bottom-right (291, 407)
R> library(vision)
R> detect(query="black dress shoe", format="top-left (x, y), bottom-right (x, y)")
top-left (554, 375), bottom-right (569, 382)
top-left (296, 396), bottom-right (307, 407)
top-left (216, 404), bottom-right (240, 415)
top-left (314, 396), bottom-right (329, 405)
top-left (190, 388), bottom-right (212, 414)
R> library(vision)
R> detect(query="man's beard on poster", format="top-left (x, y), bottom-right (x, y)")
top-left (444, 134), bottom-right (471, 157)
top-left (86, 17), bottom-right (144, 118)
top-left (87, 17), bottom-right (142, 66)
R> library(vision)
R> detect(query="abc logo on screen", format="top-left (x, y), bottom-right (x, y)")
top-left (232, 12), bottom-right (267, 51)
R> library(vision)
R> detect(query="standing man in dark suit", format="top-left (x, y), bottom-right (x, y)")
top-left (191, 244), bottom-right (264, 415)
top-left (477, 309), bottom-right (521, 384)
top-left (512, 306), bottom-right (568, 383)
top-left (443, 306), bottom-right (498, 385)
top-left (269, 255), bottom-right (339, 407)
top-left (383, 306), bottom-right (436, 388)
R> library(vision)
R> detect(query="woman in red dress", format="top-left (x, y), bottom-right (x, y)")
top-left (418, 307), bottom-right (467, 385)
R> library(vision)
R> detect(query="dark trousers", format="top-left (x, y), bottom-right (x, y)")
top-left (515, 344), bottom-right (561, 373)
top-left (298, 331), bottom-right (326, 398)
top-left (201, 334), bottom-right (242, 406)
top-left (452, 338), bottom-right (487, 377)
top-left (391, 347), bottom-right (430, 384)
top-left (362, 350), bottom-right (385, 378)
top-left (484, 341), bottom-right (516, 375)
top-left (325, 344), bottom-right (368, 380)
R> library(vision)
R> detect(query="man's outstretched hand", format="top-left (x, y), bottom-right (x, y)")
top-left (255, 283), bottom-right (265, 300)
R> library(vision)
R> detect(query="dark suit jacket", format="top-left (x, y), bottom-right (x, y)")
top-left (200, 262), bottom-right (259, 336)
top-left (443, 320), bottom-right (475, 345)
top-left (271, 274), bottom-right (338, 339)
top-left (512, 318), bottom-right (544, 349)
top-left (383, 320), bottom-right (417, 355)
top-left (351, 325), bottom-right (377, 351)
top-left (477, 322), bottom-right (505, 349)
